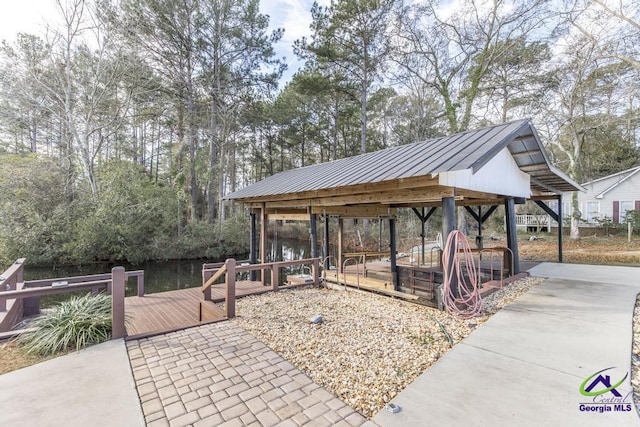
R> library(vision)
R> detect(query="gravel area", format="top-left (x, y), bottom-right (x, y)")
top-left (233, 276), bottom-right (544, 418)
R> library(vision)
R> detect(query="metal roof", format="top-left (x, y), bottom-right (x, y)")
top-left (226, 119), bottom-right (582, 201)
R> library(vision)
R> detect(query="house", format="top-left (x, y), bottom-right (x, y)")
top-left (517, 166), bottom-right (640, 229)
top-left (567, 166), bottom-right (640, 225)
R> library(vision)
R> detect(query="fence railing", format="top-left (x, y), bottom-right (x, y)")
top-left (201, 258), bottom-right (320, 319)
top-left (515, 214), bottom-right (551, 226)
top-left (0, 258), bottom-right (26, 312)
top-left (0, 260), bottom-right (143, 339)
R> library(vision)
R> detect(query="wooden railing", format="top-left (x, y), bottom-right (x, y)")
top-left (20, 271), bottom-right (144, 317)
top-left (0, 258), bottom-right (26, 312)
top-left (201, 258), bottom-right (321, 319)
top-left (0, 261), bottom-right (143, 339)
top-left (515, 214), bottom-right (557, 229)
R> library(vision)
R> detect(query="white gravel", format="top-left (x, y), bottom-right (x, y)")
top-left (232, 276), bottom-right (544, 418)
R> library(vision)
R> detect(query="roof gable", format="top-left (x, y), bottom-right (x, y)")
top-left (592, 166), bottom-right (640, 199)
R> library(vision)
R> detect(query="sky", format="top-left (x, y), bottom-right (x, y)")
top-left (0, 0), bottom-right (328, 83)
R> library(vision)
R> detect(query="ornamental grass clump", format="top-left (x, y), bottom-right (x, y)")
top-left (17, 293), bottom-right (112, 356)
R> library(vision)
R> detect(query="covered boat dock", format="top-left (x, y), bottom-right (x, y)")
top-left (225, 119), bottom-right (582, 305)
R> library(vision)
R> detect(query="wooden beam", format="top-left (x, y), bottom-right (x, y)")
top-left (262, 187), bottom-right (456, 208)
top-left (392, 197), bottom-right (505, 208)
top-left (530, 195), bottom-right (564, 201)
top-left (238, 175), bottom-right (440, 204)
top-left (534, 200), bottom-right (559, 222)
top-left (267, 214), bottom-right (310, 221)
top-left (519, 164), bottom-right (550, 172)
top-left (464, 206), bottom-right (481, 223)
top-left (455, 188), bottom-right (500, 200)
top-left (312, 205), bottom-right (395, 217)
top-left (481, 205), bottom-right (499, 223)
top-left (511, 149), bottom-right (542, 158)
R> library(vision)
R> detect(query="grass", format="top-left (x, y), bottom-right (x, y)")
top-left (514, 234), bottom-right (640, 266)
top-left (15, 293), bottom-right (113, 356)
top-left (0, 340), bottom-right (60, 375)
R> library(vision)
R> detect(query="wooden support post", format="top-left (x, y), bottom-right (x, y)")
top-left (421, 207), bottom-right (426, 265)
top-left (204, 283), bottom-right (211, 301)
top-left (271, 265), bottom-right (279, 292)
top-left (477, 206), bottom-right (483, 249)
top-left (442, 197), bottom-right (457, 297)
top-left (557, 195), bottom-right (563, 263)
top-left (261, 205), bottom-right (267, 286)
top-left (111, 267), bottom-right (126, 339)
top-left (312, 258), bottom-right (320, 286)
top-left (389, 217), bottom-right (398, 291)
top-left (323, 216), bottom-right (330, 270)
top-left (378, 218), bottom-right (382, 252)
top-left (137, 273), bottom-right (144, 297)
top-left (250, 212), bottom-right (257, 281)
top-left (15, 259), bottom-right (24, 283)
top-left (411, 207), bottom-right (438, 265)
top-left (338, 218), bottom-right (344, 274)
top-left (310, 213), bottom-right (318, 258)
top-left (226, 259), bottom-right (236, 318)
top-left (504, 197), bottom-right (520, 274)
top-left (442, 197), bottom-right (456, 239)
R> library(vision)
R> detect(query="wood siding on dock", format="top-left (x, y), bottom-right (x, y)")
top-left (125, 281), bottom-right (306, 338)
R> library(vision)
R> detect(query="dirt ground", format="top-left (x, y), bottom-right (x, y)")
top-left (493, 233), bottom-right (640, 266)
top-left (0, 341), bottom-right (55, 375)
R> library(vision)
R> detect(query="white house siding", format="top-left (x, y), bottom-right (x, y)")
top-left (561, 167), bottom-right (640, 224)
top-left (438, 147), bottom-right (531, 198)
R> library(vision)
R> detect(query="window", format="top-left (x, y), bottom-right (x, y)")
top-left (586, 201), bottom-right (600, 223)
top-left (620, 201), bottom-right (634, 223)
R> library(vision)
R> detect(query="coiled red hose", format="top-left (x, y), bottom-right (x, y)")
top-left (441, 230), bottom-right (482, 318)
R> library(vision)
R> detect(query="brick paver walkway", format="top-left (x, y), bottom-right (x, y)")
top-left (126, 322), bottom-right (367, 427)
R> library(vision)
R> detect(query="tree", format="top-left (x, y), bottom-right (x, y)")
top-left (198, 0), bottom-right (284, 223)
top-left (297, 0), bottom-right (395, 155)
top-left (392, 0), bottom-right (553, 133)
top-left (475, 36), bottom-right (557, 122)
top-left (567, 0), bottom-right (640, 71)
top-left (541, 35), bottom-right (638, 239)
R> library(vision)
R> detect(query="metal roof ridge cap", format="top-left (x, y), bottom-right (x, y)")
top-left (469, 120), bottom-right (532, 174)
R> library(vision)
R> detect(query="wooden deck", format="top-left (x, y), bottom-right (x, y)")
top-left (125, 280), bottom-right (306, 338)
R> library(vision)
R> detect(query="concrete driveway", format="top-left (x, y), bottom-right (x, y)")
top-left (373, 262), bottom-right (640, 427)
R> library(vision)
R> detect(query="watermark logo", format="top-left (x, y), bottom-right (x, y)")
top-left (579, 367), bottom-right (633, 414)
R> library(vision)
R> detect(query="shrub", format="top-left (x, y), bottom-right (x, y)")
top-left (16, 293), bottom-right (113, 356)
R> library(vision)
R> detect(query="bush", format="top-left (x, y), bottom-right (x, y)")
top-left (16, 293), bottom-right (113, 356)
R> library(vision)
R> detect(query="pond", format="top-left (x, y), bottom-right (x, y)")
top-left (23, 237), bottom-right (312, 307)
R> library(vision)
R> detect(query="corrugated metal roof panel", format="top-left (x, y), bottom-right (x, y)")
top-left (225, 119), bottom-right (582, 201)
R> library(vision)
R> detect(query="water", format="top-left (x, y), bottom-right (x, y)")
top-left (22, 238), bottom-right (313, 307)
top-left (24, 259), bottom-right (215, 307)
